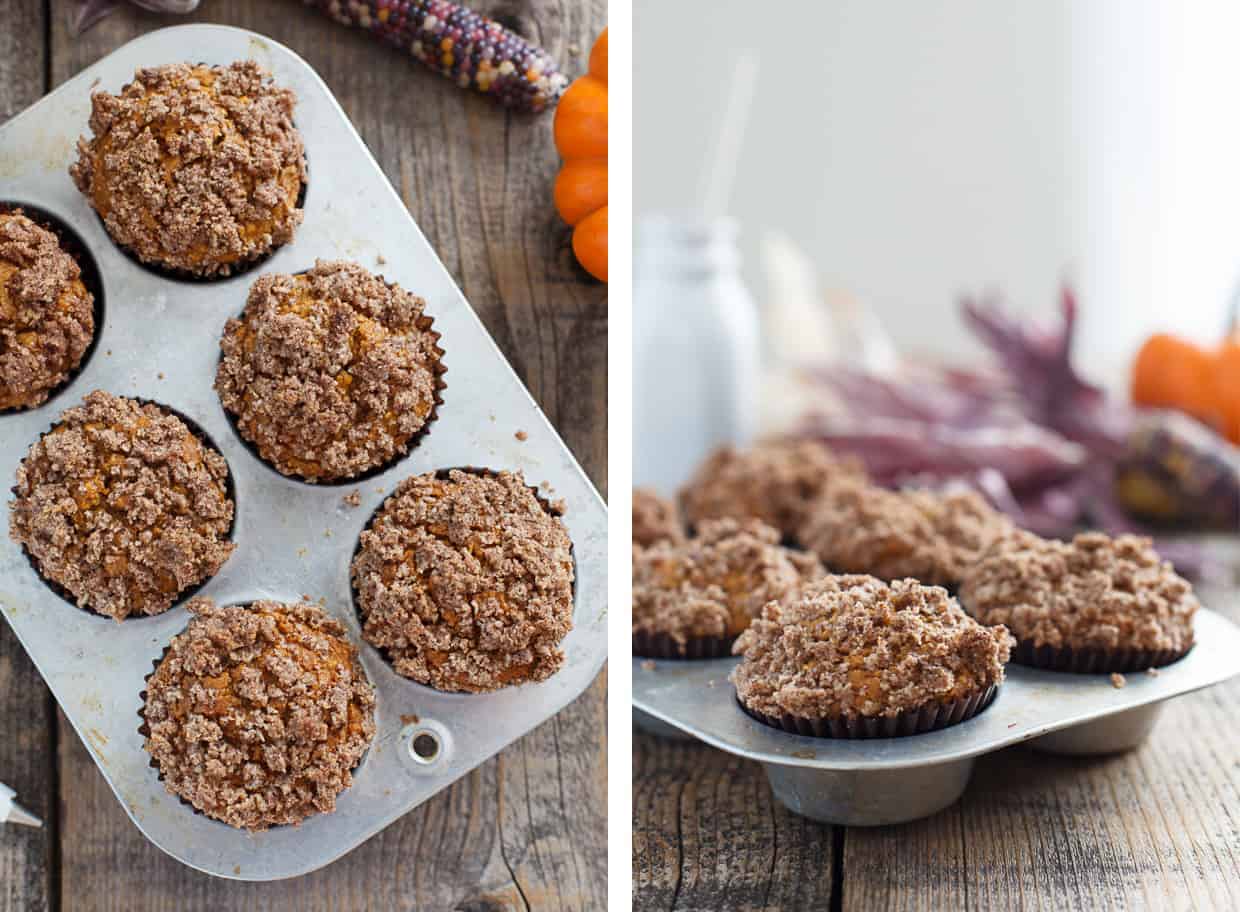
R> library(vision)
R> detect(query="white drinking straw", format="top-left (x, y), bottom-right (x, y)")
top-left (698, 50), bottom-right (760, 220)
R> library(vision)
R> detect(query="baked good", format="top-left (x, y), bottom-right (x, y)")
top-left (679, 439), bottom-right (866, 542)
top-left (632, 488), bottom-right (684, 548)
top-left (798, 482), bottom-right (1011, 588)
top-left (142, 597), bottom-right (376, 830)
top-left (632, 518), bottom-right (823, 658)
top-left (352, 469), bottom-right (574, 692)
top-left (732, 575), bottom-right (1012, 738)
top-left (8, 391), bottom-right (235, 620)
top-left (958, 530), bottom-right (1197, 672)
top-left (0, 210), bottom-right (95, 411)
top-left (70, 61), bottom-right (305, 277)
top-left (215, 260), bottom-right (444, 483)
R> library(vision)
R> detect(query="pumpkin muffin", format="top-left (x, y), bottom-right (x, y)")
top-left (9, 391), bottom-right (235, 620)
top-left (0, 210), bottom-right (95, 411)
top-left (70, 61), bottom-right (305, 277)
top-left (798, 482), bottom-right (1012, 589)
top-left (679, 439), bottom-right (866, 543)
top-left (958, 530), bottom-right (1197, 672)
top-left (632, 488), bottom-right (684, 549)
top-left (142, 597), bottom-right (376, 830)
top-left (352, 469), bottom-right (574, 692)
top-left (215, 261), bottom-right (444, 483)
top-left (732, 576), bottom-right (1013, 738)
top-left (632, 518), bottom-right (824, 659)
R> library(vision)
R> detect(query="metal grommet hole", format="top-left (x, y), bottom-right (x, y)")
top-left (410, 729), bottom-right (441, 765)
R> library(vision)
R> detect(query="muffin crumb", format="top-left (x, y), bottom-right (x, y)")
top-left (1111, 672), bottom-right (1126, 689)
top-left (341, 490), bottom-right (361, 509)
top-left (515, 429), bottom-right (528, 441)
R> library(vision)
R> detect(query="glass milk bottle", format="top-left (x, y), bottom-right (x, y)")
top-left (633, 215), bottom-right (761, 493)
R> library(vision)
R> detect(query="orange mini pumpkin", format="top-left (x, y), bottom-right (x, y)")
top-left (554, 28), bottom-right (607, 282)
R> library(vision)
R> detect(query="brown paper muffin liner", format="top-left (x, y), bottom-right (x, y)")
top-left (351, 467), bottom-right (576, 689)
top-left (12, 396), bottom-right (237, 620)
top-left (0, 202), bottom-right (105, 413)
top-left (217, 268), bottom-right (446, 486)
top-left (737, 684), bottom-right (999, 740)
top-left (1009, 639), bottom-right (1193, 674)
top-left (136, 602), bottom-right (375, 828)
top-left (631, 630), bottom-right (736, 660)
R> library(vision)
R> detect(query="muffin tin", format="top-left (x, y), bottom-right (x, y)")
top-left (0, 25), bottom-right (605, 880)
top-left (632, 608), bottom-right (1240, 826)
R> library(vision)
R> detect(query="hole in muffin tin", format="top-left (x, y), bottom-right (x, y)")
top-left (136, 597), bottom-right (376, 828)
top-left (0, 202), bottom-right (106, 414)
top-left (213, 266), bottom-right (446, 487)
top-left (410, 731), bottom-right (440, 764)
top-left (13, 397), bottom-right (238, 620)
top-left (348, 466), bottom-right (579, 690)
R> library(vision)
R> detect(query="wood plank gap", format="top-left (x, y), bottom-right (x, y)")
top-left (830, 826), bottom-right (844, 912)
top-left (45, 691), bottom-right (60, 912)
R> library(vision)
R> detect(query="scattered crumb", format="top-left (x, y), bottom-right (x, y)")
top-left (1111, 672), bottom-right (1127, 689)
top-left (157, 372), bottom-right (165, 380)
top-left (376, 254), bottom-right (387, 265)
top-left (1146, 667), bottom-right (1160, 677)
top-left (399, 713), bottom-right (420, 725)
top-left (341, 490), bottom-right (361, 508)
top-left (515, 430), bottom-right (528, 441)
top-left (551, 498), bottom-right (567, 515)
top-left (296, 547), bottom-right (307, 558)
top-left (640, 660), bottom-right (656, 671)
top-left (324, 529), bottom-right (333, 538)
top-left (106, 349), bottom-right (112, 356)
top-left (1008, 722), bottom-right (1017, 728)
top-left (567, 43), bottom-right (582, 56)
top-left (707, 679), bottom-right (717, 688)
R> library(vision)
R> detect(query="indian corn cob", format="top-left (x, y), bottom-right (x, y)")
top-left (306, 0), bottom-right (569, 113)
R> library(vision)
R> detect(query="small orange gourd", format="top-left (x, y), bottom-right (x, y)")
top-left (1132, 331), bottom-right (1240, 443)
top-left (553, 28), bottom-right (607, 282)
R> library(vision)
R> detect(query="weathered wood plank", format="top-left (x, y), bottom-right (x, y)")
top-left (633, 732), bottom-right (837, 911)
top-left (0, 5), bottom-right (55, 912)
top-left (40, 1), bottom-right (606, 908)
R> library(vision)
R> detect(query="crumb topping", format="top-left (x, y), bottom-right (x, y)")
top-left (352, 469), bottom-right (574, 692)
top-left (215, 260), bottom-right (442, 482)
top-left (732, 575), bottom-right (1013, 720)
top-left (632, 488), bottom-right (684, 549)
top-left (958, 531), bottom-right (1198, 653)
top-left (679, 439), bottom-right (866, 540)
top-left (70, 61), bottom-right (305, 276)
top-left (632, 518), bottom-right (824, 646)
top-left (799, 483), bottom-right (1012, 588)
top-left (142, 598), bottom-right (375, 830)
top-left (0, 212), bottom-right (94, 411)
top-left (8, 391), bottom-right (235, 620)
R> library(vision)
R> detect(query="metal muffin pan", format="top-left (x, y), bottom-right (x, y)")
top-left (0, 25), bottom-right (605, 880)
top-left (632, 608), bottom-right (1240, 826)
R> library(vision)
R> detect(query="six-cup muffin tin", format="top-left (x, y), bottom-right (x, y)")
top-left (0, 25), bottom-right (605, 880)
top-left (633, 608), bottom-right (1240, 826)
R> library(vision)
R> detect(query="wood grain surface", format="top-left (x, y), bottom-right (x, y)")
top-left (633, 583), bottom-right (1240, 912)
top-left (1, 1), bottom-right (607, 910)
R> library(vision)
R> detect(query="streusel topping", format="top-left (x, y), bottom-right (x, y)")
top-left (142, 598), bottom-right (376, 830)
top-left (732, 576), bottom-right (1013, 720)
top-left (632, 488), bottom-right (684, 549)
top-left (352, 469), bottom-right (574, 692)
top-left (0, 211), bottom-right (94, 411)
top-left (958, 531), bottom-right (1198, 653)
top-left (216, 260), bottom-right (442, 482)
top-left (632, 519), bottom-right (824, 647)
top-left (9, 391), bottom-right (235, 620)
top-left (799, 483), bottom-right (1012, 588)
top-left (679, 439), bottom-right (866, 540)
top-left (70, 61), bottom-right (305, 276)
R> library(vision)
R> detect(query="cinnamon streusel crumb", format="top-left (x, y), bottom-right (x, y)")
top-left (680, 439), bottom-right (866, 541)
top-left (731, 576), bottom-right (1013, 720)
top-left (8, 390), bottom-right (235, 620)
top-left (216, 260), bottom-right (443, 482)
top-left (632, 519), bottom-right (824, 649)
top-left (352, 469), bottom-right (574, 692)
top-left (70, 61), bottom-right (305, 277)
top-left (632, 488), bottom-right (684, 549)
top-left (958, 531), bottom-right (1198, 654)
top-left (0, 211), bottom-right (94, 411)
top-left (799, 482), bottom-right (1012, 588)
top-left (142, 598), bottom-right (376, 830)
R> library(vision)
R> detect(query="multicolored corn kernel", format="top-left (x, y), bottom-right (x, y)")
top-left (306, 0), bottom-right (569, 112)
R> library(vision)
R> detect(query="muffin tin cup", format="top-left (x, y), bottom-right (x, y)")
top-left (736, 685), bottom-right (999, 740)
top-left (631, 631), bottom-right (735, 659)
top-left (1010, 639), bottom-right (1193, 674)
top-left (0, 25), bottom-right (606, 881)
top-left (633, 607), bottom-right (1240, 827)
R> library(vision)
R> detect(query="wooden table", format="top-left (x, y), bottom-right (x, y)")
top-left (634, 571), bottom-right (1240, 911)
top-left (0, 2), bottom-right (607, 909)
